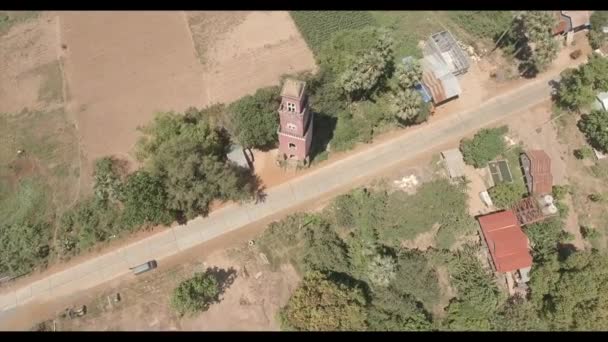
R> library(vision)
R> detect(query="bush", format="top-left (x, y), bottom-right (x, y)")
top-left (0, 221), bottom-right (50, 275)
top-left (580, 226), bottom-right (600, 240)
top-left (573, 146), bottom-right (594, 160)
top-left (460, 126), bottom-right (508, 168)
top-left (93, 157), bottom-right (123, 203)
top-left (119, 171), bottom-right (176, 228)
top-left (588, 193), bottom-right (604, 202)
top-left (578, 110), bottom-right (608, 153)
top-left (279, 271), bottom-right (368, 331)
top-left (171, 271), bottom-right (220, 316)
top-left (552, 185), bottom-right (571, 201)
top-left (488, 182), bottom-right (523, 209)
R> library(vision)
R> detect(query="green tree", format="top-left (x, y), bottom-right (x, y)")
top-left (578, 109), bottom-right (608, 153)
top-left (391, 251), bottom-right (441, 310)
top-left (339, 50), bottom-right (388, 101)
top-left (338, 30), bottom-right (394, 101)
top-left (488, 182), bottom-right (524, 208)
top-left (300, 222), bottom-right (351, 274)
top-left (119, 170), bottom-right (175, 228)
top-left (390, 88), bottom-right (423, 122)
top-left (513, 11), bottom-right (559, 75)
top-left (0, 221), bottom-right (50, 275)
top-left (93, 157), bottom-right (123, 203)
top-left (589, 11), bottom-right (608, 49)
top-left (460, 126), bottom-right (508, 168)
top-left (171, 271), bottom-right (220, 316)
top-left (279, 271), bottom-right (368, 331)
top-left (367, 288), bottom-right (432, 331)
top-left (136, 111), bottom-right (254, 220)
top-left (557, 54), bottom-right (608, 110)
top-left (526, 218), bottom-right (564, 263)
top-left (228, 86), bottom-right (280, 149)
top-left (444, 246), bottom-right (504, 331)
top-left (395, 59), bottom-right (422, 89)
top-left (490, 295), bottom-right (549, 331)
top-left (367, 252), bottom-right (397, 288)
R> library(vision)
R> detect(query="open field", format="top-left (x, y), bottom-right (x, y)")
top-left (0, 12), bottom-right (80, 267)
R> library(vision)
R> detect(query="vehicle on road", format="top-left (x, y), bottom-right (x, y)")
top-left (129, 260), bottom-right (157, 275)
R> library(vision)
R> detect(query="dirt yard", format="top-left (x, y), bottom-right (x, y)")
top-left (502, 100), bottom-right (585, 250)
top-left (48, 245), bottom-right (299, 331)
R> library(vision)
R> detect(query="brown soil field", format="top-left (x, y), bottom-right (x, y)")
top-left (57, 11), bottom-right (316, 193)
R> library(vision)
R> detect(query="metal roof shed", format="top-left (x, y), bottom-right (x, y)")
top-left (423, 30), bottom-right (470, 76)
top-left (227, 144), bottom-right (250, 169)
top-left (478, 210), bottom-right (533, 273)
top-left (593, 92), bottom-right (608, 111)
top-left (441, 149), bottom-right (466, 179)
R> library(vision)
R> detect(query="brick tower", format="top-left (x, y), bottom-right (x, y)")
top-left (277, 79), bottom-right (313, 162)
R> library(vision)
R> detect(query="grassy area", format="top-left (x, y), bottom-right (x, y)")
top-left (0, 109), bottom-right (80, 273)
top-left (32, 61), bottom-right (64, 105)
top-left (446, 11), bottom-right (513, 43)
top-left (0, 11), bottom-right (39, 36)
top-left (289, 11), bottom-right (375, 53)
top-left (498, 144), bottom-right (528, 196)
top-left (369, 11), bottom-right (447, 59)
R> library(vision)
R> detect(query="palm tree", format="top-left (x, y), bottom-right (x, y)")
top-left (391, 88), bottom-right (423, 121)
top-left (395, 60), bottom-right (422, 89)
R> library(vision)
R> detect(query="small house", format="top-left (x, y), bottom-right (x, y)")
top-left (227, 144), bottom-right (252, 169)
top-left (478, 210), bottom-right (533, 283)
top-left (441, 149), bottom-right (466, 179)
top-left (520, 150), bottom-right (553, 196)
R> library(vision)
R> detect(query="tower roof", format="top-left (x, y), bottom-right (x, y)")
top-left (281, 79), bottom-right (306, 99)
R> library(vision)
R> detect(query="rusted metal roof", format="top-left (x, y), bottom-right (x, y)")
top-left (512, 196), bottom-right (544, 226)
top-left (421, 55), bottom-right (461, 104)
top-left (478, 210), bottom-right (533, 273)
top-left (525, 150), bottom-right (553, 195)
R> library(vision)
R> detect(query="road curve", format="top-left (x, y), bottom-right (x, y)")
top-left (0, 76), bottom-right (554, 316)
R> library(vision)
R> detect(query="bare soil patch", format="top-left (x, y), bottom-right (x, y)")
top-left (188, 11), bottom-right (317, 105)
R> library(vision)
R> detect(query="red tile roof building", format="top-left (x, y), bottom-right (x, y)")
top-left (521, 150), bottom-right (553, 195)
top-left (478, 210), bottom-right (533, 273)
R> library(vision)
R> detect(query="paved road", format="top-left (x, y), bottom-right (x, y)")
top-left (0, 76), bottom-right (554, 316)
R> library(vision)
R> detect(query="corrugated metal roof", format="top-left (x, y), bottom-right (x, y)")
top-left (227, 144), bottom-right (249, 169)
top-left (478, 210), bottom-right (533, 273)
top-left (421, 55), bottom-right (461, 104)
top-left (525, 150), bottom-right (553, 195)
top-left (441, 149), bottom-right (466, 179)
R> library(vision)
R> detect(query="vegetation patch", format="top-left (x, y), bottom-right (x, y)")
top-left (289, 11), bottom-right (375, 54)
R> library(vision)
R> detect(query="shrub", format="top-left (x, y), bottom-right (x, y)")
top-left (588, 193), bottom-right (604, 202)
top-left (171, 271), bottom-right (220, 316)
top-left (573, 146), bottom-right (594, 160)
top-left (279, 271), bottom-right (368, 331)
top-left (460, 126), bottom-right (508, 168)
top-left (488, 182), bottom-right (523, 209)
top-left (552, 185), bottom-right (571, 201)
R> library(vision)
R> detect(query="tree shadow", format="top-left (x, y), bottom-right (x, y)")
top-left (205, 266), bottom-right (238, 303)
top-left (309, 111), bottom-right (337, 163)
top-left (557, 243), bottom-right (578, 262)
top-left (325, 270), bottom-right (373, 302)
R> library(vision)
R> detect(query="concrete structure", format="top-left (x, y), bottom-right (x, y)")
top-left (441, 148), bottom-right (466, 179)
top-left (512, 195), bottom-right (557, 226)
top-left (520, 150), bottom-right (553, 195)
top-left (277, 79), bottom-right (313, 161)
top-left (0, 76), bottom-right (555, 322)
top-left (593, 91), bottom-right (608, 111)
top-left (227, 144), bottom-right (251, 169)
top-left (477, 210), bottom-right (533, 279)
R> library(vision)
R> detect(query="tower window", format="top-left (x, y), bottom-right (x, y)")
top-left (287, 123), bottom-right (297, 131)
top-left (287, 102), bottom-right (296, 112)
top-left (289, 143), bottom-right (296, 150)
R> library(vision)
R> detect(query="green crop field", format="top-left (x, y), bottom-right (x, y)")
top-left (289, 11), bottom-right (375, 53)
